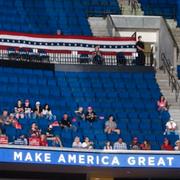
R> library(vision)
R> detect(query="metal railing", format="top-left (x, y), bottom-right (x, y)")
top-left (0, 49), bottom-right (153, 67)
top-left (161, 53), bottom-right (180, 102)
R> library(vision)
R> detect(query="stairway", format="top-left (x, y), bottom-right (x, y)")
top-left (88, 17), bottom-right (110, 37)
top-left (156, 69), bottom-right (180, 136)
top-left (166, 19), bottom-right (180, 66)
top-left (117, 0), bottom-right (144, 15)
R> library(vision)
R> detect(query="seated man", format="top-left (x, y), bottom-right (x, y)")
top-left (85, 106), bottom-right (97, 123)
top-left (60, 113), bottom-right (77, 132)
top-left (92, 46), bottom-right (104, 65)
top-left (113, 138), bottom-right (127, 150)
top-left (104, 115), bottom-right (120, 134)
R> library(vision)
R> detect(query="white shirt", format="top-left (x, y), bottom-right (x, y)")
top-left (166, 121), bottom-right (177, 130)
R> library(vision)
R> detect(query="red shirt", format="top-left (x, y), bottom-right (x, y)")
top-left (161, 144), bottom-right (173, 150)
top-left (40, 139), bottom-right (48, 146)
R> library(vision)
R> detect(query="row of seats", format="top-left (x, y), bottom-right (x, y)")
top-left (140, 0), bottom-right (180, 26)
top-left (0, 66), bottom-right (177, 149)
top-left (0, 0), bottom-right (120, 35)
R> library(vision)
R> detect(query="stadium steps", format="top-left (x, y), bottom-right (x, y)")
top-left (88, 17), bottom-right (110, 37)
top-left (166, 19), bottom-right (180, 65)
top-left (156, 69), bottom-right (180, 136)
top-left (117, 0), bottom-right (144, 15)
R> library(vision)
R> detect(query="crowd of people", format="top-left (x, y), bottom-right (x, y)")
top-left (0, 97), bottom-right (179, 151)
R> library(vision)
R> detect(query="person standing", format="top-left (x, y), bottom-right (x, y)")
top-left (136, 36), bottom-right (145, 66)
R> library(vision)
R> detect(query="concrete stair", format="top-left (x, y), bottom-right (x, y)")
top-left (166, 19), bottom-right (180, 65)
top-left (88, 17), bottom-right (110, 37)
top-left (156, 69), bottom-right (180, 136)
top-left (118, 0), bottom-right (144, 15)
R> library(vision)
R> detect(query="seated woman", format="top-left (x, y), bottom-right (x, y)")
top-left (161, 138), bottom-right (173, 151)
top-left (140, 140), bottom-right (151, 150)
top-left (33, 101), bottom-right (42, 119)
top-left (157, 95), bottom-right (168, 111)
top-left (82, 137), bottom-right (93, 149)
top-left (14, 100), bottom-right (24, 119)
top-left (104, 141), bottom-right (113, 150)
top-left (42, 104), bottom-right (54, 120)
top-left (104, 115), bottom-right (120, 135)
top-left (72, 136), bottom-right (82, 149)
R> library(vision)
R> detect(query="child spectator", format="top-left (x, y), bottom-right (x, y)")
top-left (85, 106), bottom-right (97, 123)
top-left (82, 137), bottom-right (93, 149)
top-left (24, 99), bottom-right (32, 119)
top-left (104, 115), bottom-right (120, 135)
top-left (140, 140), bottom-right (151, 150)
top-left (130, 137), bottom-right (141, 150)
top-left (14, 100), bottom-right (24, 119)
top-left (157, 95), bottom-right (168, 112)
top-left (113, 138), bottom-right (127, 150)
top-left (72, 136), bottom-right (82, 148)
top-left (174, 140), bottom-right (180, 151)
top-left (161, 138), bottom-right (173, 151)
top-left (104, 141), bottom-right (113, 150)
top-left (30, 123), bottom-right (41, 137)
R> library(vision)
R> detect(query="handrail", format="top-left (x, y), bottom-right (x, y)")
top-left (161, 53), bottom-right (180, 102)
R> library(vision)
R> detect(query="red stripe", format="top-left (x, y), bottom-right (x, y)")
top-left (0, 31), bottom-right (136, 41)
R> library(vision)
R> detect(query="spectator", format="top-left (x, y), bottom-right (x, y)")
top-left (174, 140), bottom-right (180, 151)
top-left (33, 101), bottom-right (42, 118)
top-left (40, 134), bottom-right (48, 146)
top-left (0, 110), bottom-right (9, 124)
top-left (46, 125), bottom-right (54, 137)
top-left (4, 113), bottom-right (15, 125)
top-left (164, 118), bottom-right (177, 135)
top-left (92, 46), bottom-right (104, 65)
top-left (60, 113), bottom-right (72, 128)
top-left (72, 136), bottom-right (82, 149)
top-left (85, 106), bottom-right (97, 123)
top-left (157, 95), bottom-right (168, 112)
top-left (140, 140), bottom-right (151, 150)
top-left (75, 107), bottom-right (85, 120)
top-left (60, 113), bottom-right (77, 132)
top-left (24, 99), bottom-right (32, 119)
top-left (104, 141), bottom-right (113, 150)
top-left (14, 100), bottom-right (24, 119)
top-left (82, 137), bottom-right (93, 149)
top-left (30, 123), bottom-right (41, 137)
top-left (130, 137), bottom-right (141, 150)
top-left (42, 104), bottom-right (53, 120)
top-left (52, 136), bottom-right (63, 147)
top-left (113, 138), bottom-right (127, 150)
top-left (136, 36), bottom-right (145, 66)
top-left (161, 138), bottom-right (173, 151)
top-left (104, 115), bottom-right (120, 135)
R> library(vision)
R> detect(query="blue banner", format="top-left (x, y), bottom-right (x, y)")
top-left (0, 147), bottom-right (180, 168)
